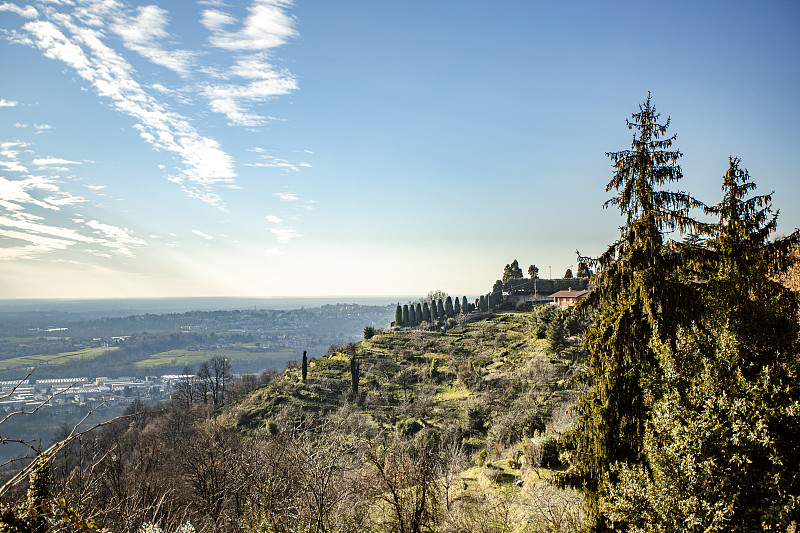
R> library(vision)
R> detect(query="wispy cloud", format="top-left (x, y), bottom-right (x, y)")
top-left (192, 229), bottom-right (214, 240)
top-left (264, 210), bottom-right (300, 243)
top-left (33, 157), bottom-right (81, 166)
top-left (110, 4), bottom-right (197, 76)
top-left (13, 15), bottom-right (237, 206)
top-left (0, 3), bottom-right (37, 19)
top-left (269, 225), bottom-right (300, 243)
top-left (273, 192), bottom-right (298, 201)
top-left (201, 1), bottom-right (297, 51)
top-left (0, 98), bottom-right (19, 107)
top-left (247, 154), bottom-right (301, 172)
top-left (199, 1), bottom-right (299, 125)
top-left (0, 139), bottom-right (144, 260)
top-left (2, 0), bottom-right (300, 212)
top-left (1, 1), bottom-right (297, 207)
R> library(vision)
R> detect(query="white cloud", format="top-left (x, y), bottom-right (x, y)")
top-left (202, 1), bottom-right (297, 51)
top-left (269, 225), bottom-right (300, 243)
top-left (0, 3), bottom-right (37, 19)
top-left (34, 123), bottom-right (52, 132)
top-left (273, 192), bottom-right (298, 201)
top-left (84, 219), bottom-right (145, 256)
top-left (33, 157), bottom-right (81, 166)
top-left (192, 229), bottom-right (213, 240)
top-left (111, 4), bottom-right (197, 76)
top-left (247, 154), bottom-right (299, 171)
top-left (85, 184), bottom-right (105, 190)
top-left (0, 160), bottom-right (27, 172)
top-left (264, 215), bottom-right (282, 224)
top-left (6, 0), bottom-right (300, 206)
top-left (0, 98), bottom-right (19, 107)
top-left (0, 139), bottom-right (144, 261)
top-left (19, 16), bottom-right (238, 207)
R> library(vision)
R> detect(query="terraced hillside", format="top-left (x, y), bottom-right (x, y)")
top-left (215, 307), bottom-right (588, 530)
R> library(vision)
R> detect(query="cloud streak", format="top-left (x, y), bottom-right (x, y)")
top-left (2, 0), bottom-right (300, 206)
top-left (0, 137), bottom-right (145, 260)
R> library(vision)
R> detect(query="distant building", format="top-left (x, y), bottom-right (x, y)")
top-left (549, 287), bottom-right (589, 309)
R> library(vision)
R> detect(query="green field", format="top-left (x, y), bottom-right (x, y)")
top-left (0, 346), bottom-right (118, 370)
top-left (133, 348), bottom-right (295, 369)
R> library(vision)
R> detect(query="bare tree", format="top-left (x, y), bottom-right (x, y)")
top-left (365, 431), bottom-right (444, 533)
top-left (197, 356), bottom-right (232, 408)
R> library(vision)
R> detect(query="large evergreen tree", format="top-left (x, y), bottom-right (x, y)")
top-left (564, 94), bottom-right (703, 528)
top-left (603, 158), bottom-right (800, 532)
top-left (445, 296), bottom-right (454, 318)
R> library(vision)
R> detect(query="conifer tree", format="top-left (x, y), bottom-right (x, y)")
top-left (402, 304), bottom-right (409, 326)
top-left (454, 297), bottom-right (461, 316)
top-left (416, 303), bottom-right (423, 325)
top-left (302, 350), bottom-right (307, 381)
top-left (502, 259), bottom-right (524, 285)
top-left (430, 300), bottom-right (438, 321)
top-left (462, 296), bottom-right (468, 314)
top-left (445, 296), bottom-right (454, 317)
top-left (565, 94), bottom-right (703, 527)
top-left (437, 299), bottom-right (445, 319)
top-left (604, 158), bottom-right (800, 531)
top-left (478, 295), bottom-right (486, 312)
top-left (350, 355), bottom-right (359, 396)
top-left (395, 305), bottom-right (402, 327)
top-left (422, 302), bottom-right (430, 322)
top-left (409, 304), bottom-right (416, 325)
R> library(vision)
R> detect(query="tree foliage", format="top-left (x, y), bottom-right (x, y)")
top-left (603, 158), bottom-right (800, 532)
top-left (502, 260), bottom-right (524, 285)
top-left (564, 94), bottom-right (704, 527)
top-left (567, 96), bottom-right (800, 532)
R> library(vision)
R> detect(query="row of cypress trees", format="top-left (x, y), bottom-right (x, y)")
top-left (394, 289), bottom-right (508, 328)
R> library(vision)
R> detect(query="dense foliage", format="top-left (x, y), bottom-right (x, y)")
top-left (565, 96), bottom-right (800, 532)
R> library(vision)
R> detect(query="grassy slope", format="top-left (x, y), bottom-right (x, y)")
top-left (225, 308), bottom-right (582, 468)
top-left (221, 309), bottom-right (586, 529)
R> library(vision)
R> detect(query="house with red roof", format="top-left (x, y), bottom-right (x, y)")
top-left (549, 287), bottom-right (589, 309)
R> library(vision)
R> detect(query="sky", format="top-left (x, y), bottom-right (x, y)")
top-left (0, 0), bottom-right (798, 300)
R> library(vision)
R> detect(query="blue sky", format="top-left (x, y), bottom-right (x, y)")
top-left (0, 0), bottom-right (798, 299)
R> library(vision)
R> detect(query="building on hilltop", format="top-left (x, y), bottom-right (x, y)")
top-left (549, 287), bottom-right (589, 309)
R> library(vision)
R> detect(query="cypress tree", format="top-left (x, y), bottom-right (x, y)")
top-left (565, 94), bottom-right (703, 527)
top-left (454, 296), bottom-right (461, 315)
top-left (409, 304), bottom-right (416, 325)
top-left (395, 305), bottom-right (402, 327)
top-left (430, 300), bottom-right (438, 321)
top-left (422, 302), bottom-right (430, 322)
top-left (478, 295), bottom-right (486, 311)
top-left (402, 304), bottom-right (409, 326)
top-left (445, 296), bottom-right (454, 317)
top-left (416, 303), bottom-right (423, 325)
top-left (350, 355), bottom-right (359, 396)
top-left (301, 350), bottom-right (307, 381)
top-left (437, 299), bottom-right (445, 318)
